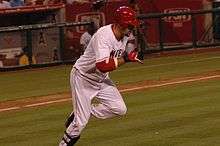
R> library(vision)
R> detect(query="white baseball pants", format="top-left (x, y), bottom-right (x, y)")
top-left (59, 68), bottom-right (127, 145)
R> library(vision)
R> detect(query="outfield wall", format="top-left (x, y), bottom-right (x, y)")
top-left (64, 0), bottom-right (209, 59)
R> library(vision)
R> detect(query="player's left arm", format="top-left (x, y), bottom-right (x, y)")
top-left (123, 34), bottom-right (143, 64)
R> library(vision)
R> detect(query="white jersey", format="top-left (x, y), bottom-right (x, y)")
top-left (74, 24), bottom-right (134, 82)
top-left (0, 1), bottom-right (11, 8)
top-left (80, 32), bottom-right (92, 50)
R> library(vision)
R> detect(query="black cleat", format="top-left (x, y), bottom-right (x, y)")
top-left (67, 136), bottom-right (80, 146)
top-left (62, 131), bottom-right (80, 146)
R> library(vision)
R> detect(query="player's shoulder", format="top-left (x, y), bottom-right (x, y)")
top-left (95, 24), bottom-right (112, 38)
top-left (97, 24), bottom-right (111, 32)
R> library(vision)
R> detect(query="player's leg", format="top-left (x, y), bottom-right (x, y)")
top-left (64, 68), bottom-right (77, 128)
top-left (65, 68), bottom-right (77, 128)
top-left (59, 69), bottom-right (98, 146)
top-left (91, 79), bottom-right (127, 119)
top-left (65, 111), bottom-right (75, 128)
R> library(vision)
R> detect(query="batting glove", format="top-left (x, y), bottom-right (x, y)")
top-left (123, 50), bottom-right (143, 64)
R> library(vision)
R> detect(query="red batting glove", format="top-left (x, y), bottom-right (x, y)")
top-left (124, 50), bottom-right (143, 64)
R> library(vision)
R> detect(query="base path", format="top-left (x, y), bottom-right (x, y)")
top-left (0, 71), bottom-right (220, 113)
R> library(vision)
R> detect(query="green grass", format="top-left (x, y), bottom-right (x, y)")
top-left (111, 52), bottom-right (220, 84)
top-left (0, 79), bottom-right (219, 146)
top-left (0, 104), bottom-right (67, 146)
top-left (0, 51), bottom-right (220, 101)
top-left (0, 66), bottom-right (72, 101)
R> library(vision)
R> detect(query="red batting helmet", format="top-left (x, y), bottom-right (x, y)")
top-left (114, 6), bottom-right (139, 28)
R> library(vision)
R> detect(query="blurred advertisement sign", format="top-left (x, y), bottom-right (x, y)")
top-left (163, 8), bottom-right (191, 27)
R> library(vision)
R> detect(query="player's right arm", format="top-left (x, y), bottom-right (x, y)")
top-left (96, 57), bottom-right (125, 73)
top-left (96, 51), bottom-right (143, 73)
top-left (94, 31), bottom-right (142, 73)
top-left (94, 42), bottom-right (141, 73)
top-left (93, 33), bottom-right (125, 73)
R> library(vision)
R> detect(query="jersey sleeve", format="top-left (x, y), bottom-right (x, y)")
top-left (93, 35), bottom-right (111, 62)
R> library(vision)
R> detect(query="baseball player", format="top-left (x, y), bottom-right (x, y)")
top-left (59, 6), bottom-right (142, 146)
top-left (80, 23), bottom-right (96, 51)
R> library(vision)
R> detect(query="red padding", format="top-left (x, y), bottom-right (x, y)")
top-left (96, 58), bottom-right (116, 73)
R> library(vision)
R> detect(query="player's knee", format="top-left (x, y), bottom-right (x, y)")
top-left (114, 103), bottom-right (127, 116)
top-left (120, 104), bottom-right (127, 115)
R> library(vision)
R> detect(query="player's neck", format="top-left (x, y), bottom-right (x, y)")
top-left (112, 24), bottom-right (123, 41)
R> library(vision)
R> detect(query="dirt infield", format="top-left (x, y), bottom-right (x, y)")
top-left (1, 70), bottom-right (220, 112)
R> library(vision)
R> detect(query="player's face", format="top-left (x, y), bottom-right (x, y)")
top-left (120, 25), bottom-right (134, 37)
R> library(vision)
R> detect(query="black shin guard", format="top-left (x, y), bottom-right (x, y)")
top-left (65, 112), bottom-right (75, 128)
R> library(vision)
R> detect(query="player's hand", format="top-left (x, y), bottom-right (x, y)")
top-left (124, 50), bottom-right (143, 64)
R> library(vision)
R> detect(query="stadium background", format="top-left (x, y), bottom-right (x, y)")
top-left (0, 0), bottom-right (217, 68)
top-left (0, 0), bottom-right (220, 146)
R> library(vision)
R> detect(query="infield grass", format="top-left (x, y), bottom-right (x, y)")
top-left (0, 79), bottom-right (219, 146)
top-left (0, 51), bottom-right (220, 101)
